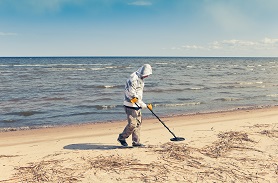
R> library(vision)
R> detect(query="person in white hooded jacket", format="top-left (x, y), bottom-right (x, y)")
top-left (117, 64), bottom-right (153, 147)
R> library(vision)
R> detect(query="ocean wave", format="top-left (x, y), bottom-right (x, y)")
top-left (176, 97), bottom-right (192, 101)
top-left (266, 94), bottom-right (278, 97)
top-left (80, 84), bottom-right (123, 89)
top-left (42, 97), bottom-right (66, 101)
top-left (148, 88), bottom-right (184, 93)
top-left (190, 87), bottom-right (204, 90)
top-left (231, 67), bottom-right (246, 70)
top-left (255, 81), bottom-right (263, 84)
top-left (91, 68), bottom-right (106, 71)
top-left (207, 74), bottom-right (224, 77)
top-left (0, 125), bottom-right (55, 132)
top-left (0, 119), bottom-right (17, 123)
top-left (214, 98), bottom-right (242, 102)
top-left (77, 104), bottom-right (119, 110)
top-left (4, 111), bottom-right (45, 117)
top-left (69, 111), bottom-right (102, 116)
top-left (105, 66), bottom-right (119, 69)
top-left (95, 105), bottom-right (117, 110)
top-left (214, 82), bottom-right (265, 89)
top-left (155, 62), bottom-right (169, 65)
top-left (93, 98), bottom-right (114, 102)
top-left (96, 85), bottom-right (123, 89)
top-left (238, 82), bottom-right (254, 85)
top-left (104, 85), bottom-right (115, 88)
top-left (0, 64), bottom-right (11, 67)
top-left (47, 67), bottom-right (106, 71)
top-left (154, 102), bottom-right (202, 108)
top-left (4, 63), bottom-right (111, 67)
top-left (148, 87), bottom-right (205, 93)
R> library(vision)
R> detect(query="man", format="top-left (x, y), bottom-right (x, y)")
top-left (117, 64), bottom-right (153, 147)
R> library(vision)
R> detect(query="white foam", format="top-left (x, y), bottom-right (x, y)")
top-left (104, 85), bottom-right (114, 88)
top-left (48, 68), bottom-right (87, 71)
top-left (267, 94), bottom-right (278, 97)
top-left (105, 66), bottom-right (116, 69)
top-left (91, 68), bottom-right (106, 71)
top-left (190, 87), bottom-right (203, 90)
top-left (155, 102), bottom-right (201, 107)
top-left (239, 82), bottom-right (253, 85)
top-left (155, 62), bottom-right (168, 65)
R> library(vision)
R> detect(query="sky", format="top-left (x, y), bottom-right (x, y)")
top-left (1, 0), bottom-right (278, 57)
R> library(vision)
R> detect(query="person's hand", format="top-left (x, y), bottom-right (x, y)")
top-left (147, 104), bottom-right (153, 110)
top-left (130, 97), bottom-right (138, 104)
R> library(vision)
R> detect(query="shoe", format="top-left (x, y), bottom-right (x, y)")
top-left (132, 142), bottom-right (145, 147)
top-left (117, 138), bottom-right (128, 147)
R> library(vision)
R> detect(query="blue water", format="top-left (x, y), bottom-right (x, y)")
top-left (0, 57), bottom-right (277, 131)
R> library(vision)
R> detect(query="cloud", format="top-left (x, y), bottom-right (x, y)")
top-left (180, 37), bottom-right (278, 51)
top-left (182, 45), bottom-right (205, 50)
top-left (262, 37), bottom-right (278, 44)
top-left (128, 1), bottom-right (152, 6)
top-left (211, 40), bottom-right (258, 50)
top-left (0, 32), bottom-right (18, 36)
top-left (212, 38), bottom-right (278, 50)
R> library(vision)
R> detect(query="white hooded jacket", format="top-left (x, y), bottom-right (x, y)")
top-left (123, 64), bottom-right (152, 108)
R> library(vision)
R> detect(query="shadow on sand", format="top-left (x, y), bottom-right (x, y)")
top-left (63, 143), bottom-right (131, 150)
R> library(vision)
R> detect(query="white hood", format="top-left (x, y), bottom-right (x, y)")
top-left (136, 64), bottom-right (152, 78)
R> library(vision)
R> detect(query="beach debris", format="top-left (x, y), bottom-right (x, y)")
top-left (86, 154), bottom-right (169, 182)
top-left (200, 131), bottom-right (257, 158)
top-left (153, 142), bottom-right (193, 161)
top-left (87, 154), bottom-right (140, 172)
top-left (13, 159), bottom-right (84, 183)
top-left (243, 123), bottom-right (278, 138)
top-left (259, 129), bottom-right (278, 138)
top-left (258, 123), bottom-right (278, 138)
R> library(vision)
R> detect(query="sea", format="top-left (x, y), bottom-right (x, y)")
top-left (0, 57), bottom-right (277, 131)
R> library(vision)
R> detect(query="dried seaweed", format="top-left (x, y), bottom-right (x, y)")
top-left (87, 154), bottom-right (140, 172)
top-left (154, 142), bottom-right (192, 161)
top-left (86, 154), bottom-right (169, 182)
top-left (150, 140), bottom-right (268, 183)
top-left (13, 159), bottom-right (83, 183)
top-left (259, 130), bottom-right (278, 138)
top-left (200, 131), bottom-right (257, 158)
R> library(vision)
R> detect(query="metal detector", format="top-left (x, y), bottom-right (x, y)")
top-left (135, 103), bottom-right (185, 141)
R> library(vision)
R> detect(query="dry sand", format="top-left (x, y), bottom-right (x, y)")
top-left (0, 106), bottom-right (278, 183)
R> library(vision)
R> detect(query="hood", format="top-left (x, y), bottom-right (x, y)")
top-left (136, 64), bottom-right (152, 78)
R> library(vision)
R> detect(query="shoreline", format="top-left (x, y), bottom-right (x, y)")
top-left (1, 104), bottom-right (277, 133)
top-left (0, 106), bottom-right (278, 182)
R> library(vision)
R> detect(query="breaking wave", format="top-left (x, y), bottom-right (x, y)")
top-left (214, 98), bottom-right (242, 102)
top-left (267, 94), bottom-right (278, 97)
top-left (154, 102), bottom-right (202, 108)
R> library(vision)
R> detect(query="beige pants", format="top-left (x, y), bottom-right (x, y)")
top-left (119, 107), bottom-right (142, 144)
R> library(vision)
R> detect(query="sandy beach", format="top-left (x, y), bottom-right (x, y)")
top-left (0, 106), bottom-right (278, 182)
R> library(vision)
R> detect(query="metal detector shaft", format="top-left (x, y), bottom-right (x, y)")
top-left (134, 103), bottom-right (177, 138)
top-left (147, 108), bottom-right (178, 138)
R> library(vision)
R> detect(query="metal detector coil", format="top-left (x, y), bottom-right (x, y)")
top-left (170, 137), bottom-right (185, 141)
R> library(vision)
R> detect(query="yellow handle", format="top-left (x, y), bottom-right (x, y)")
top-left (130, 97), bottom-right (138, 104)
top-left (147, 104), bottom-right (152, 111)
